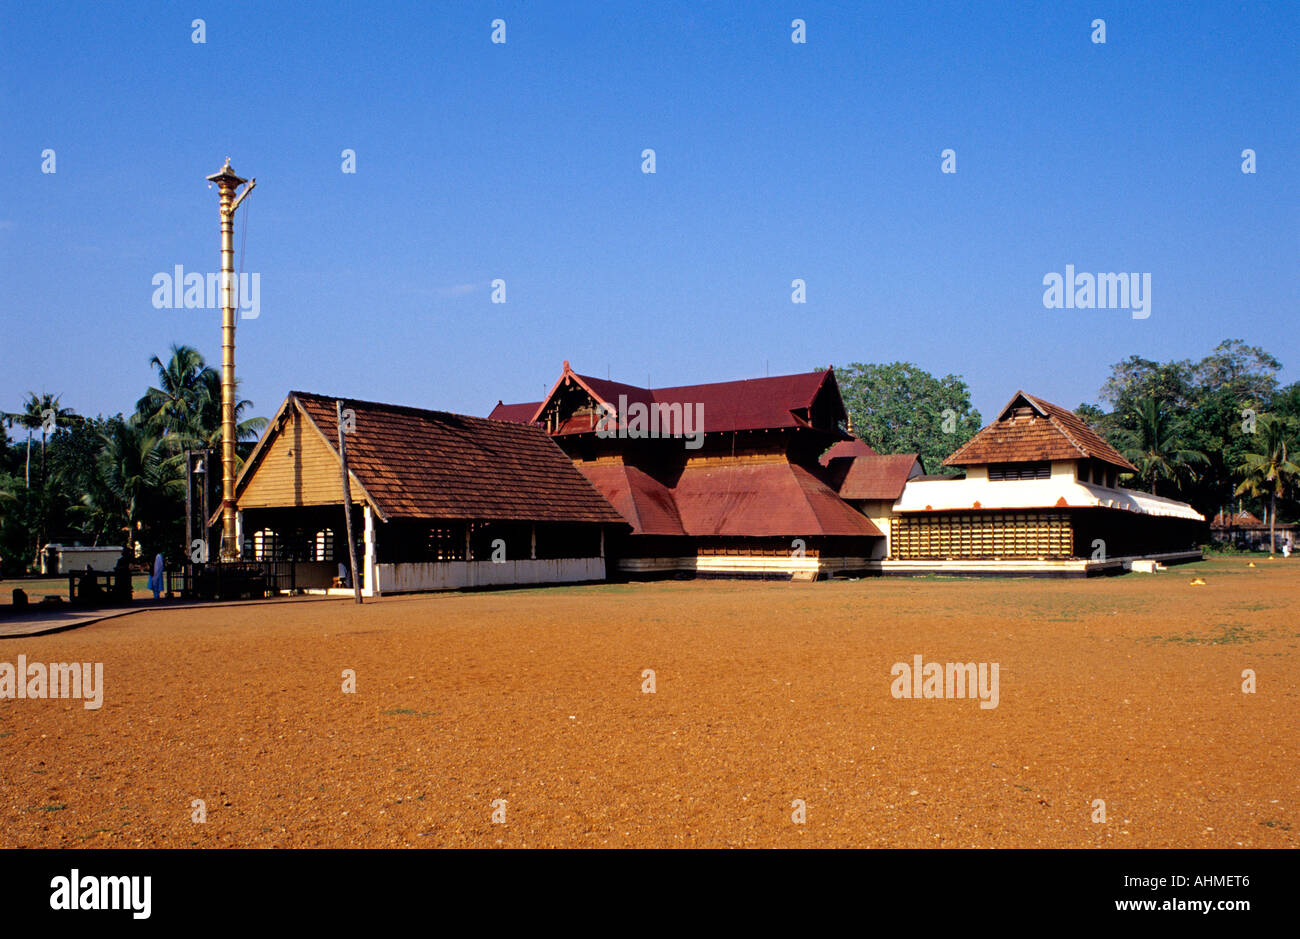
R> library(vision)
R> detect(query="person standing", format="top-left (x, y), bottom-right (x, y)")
top-left (151, 552), bottom-right (165, 599)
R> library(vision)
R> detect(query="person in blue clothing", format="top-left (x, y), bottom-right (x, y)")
top-left (150, 553), bottom-right (164, 599)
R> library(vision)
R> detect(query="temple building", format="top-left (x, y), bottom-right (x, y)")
top-left (223, 372), bottom-right (1204, 593)
top-left (222, 391), bottom-right (625, 595)
top-left (490, 363), bottom-right (883, 579)
top-left (884, 391), bottom-right (1204, 574)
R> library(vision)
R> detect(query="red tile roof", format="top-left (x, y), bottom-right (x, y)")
top-left (575, 463), bottom-right (687, 536)
top-left (256, 392), bottom-right (626, 525)
top-left (671, 462), bottom-right (883, 537)
top-left (943, 391), bottom-right (1136, 472)
top-left (826, 453), bottom-right (921, 501)
top-left (488, 401), bottom-right (541, 424)
top-left (491, 364), bottom-right (847, 436)
top-left (1209, 511), bottom-right (1296, 530)
top-left (819, 437), bottom-right (879, 465)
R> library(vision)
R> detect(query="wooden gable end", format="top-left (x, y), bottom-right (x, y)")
top-left (238, 406), bottom-right (362, 509)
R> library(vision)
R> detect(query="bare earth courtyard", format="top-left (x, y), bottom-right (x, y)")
top-left (1, 557), bottom-right (1295, 849)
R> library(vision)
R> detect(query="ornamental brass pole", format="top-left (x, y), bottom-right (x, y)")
top-left (205, 159), bottom-right (256, 562)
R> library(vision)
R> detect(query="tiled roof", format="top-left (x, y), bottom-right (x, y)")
top-left (488, 401), bottom-right (541, 424)
top-left (492, 364), bottom-right (847, 436)
top-left (574, 457), bottom-right (883, 537)
top-left (671, 462), bottom-right (883, 537)
top-left (1209, 510), bottom-right (1296, 530)
top-left (943, 391), bottom-right (1136, 472)
top-left (275, 392), bottom-right (626, 524)
top-left (826, 453), bottom-right (921, 500)
top-left (575, 463), bottom-right (686, 536)
top-left (819, 437), bottom-right (879, 465)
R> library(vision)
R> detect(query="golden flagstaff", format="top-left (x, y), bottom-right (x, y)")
top-left (204, 159), bottom-right (256, 561)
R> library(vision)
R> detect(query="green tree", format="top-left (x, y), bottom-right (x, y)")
top-left (2, 392), bottom-right (78, 489)
top-left (135, 344), bottom-right (219, 451)
top-left (137, 345), bottom-right (266, 463)
top-left (1192, 339), bottom-right (1280, 402)
top-left (95, 417), bottom-right (179, 558)
top-left (1118, 397), bottom-right (1208, 497)
top-left (1100, 356), bottom-right (1195, 418)
top-left (193, 369), bottom-right (268, 459)
top-left (833, 363), bottom-right (982, 473)
top-left (1234, 416), bottom-right (1299, 555)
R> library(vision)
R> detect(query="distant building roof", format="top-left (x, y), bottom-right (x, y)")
top-left (235, 392), bottom-right (626, 525)
top-left (489, 401), bottom-right (541, 424)
top-left (943, 391), bottom-right (1136, 472)
top-left (1210, 511), bottom-right (1295, 530)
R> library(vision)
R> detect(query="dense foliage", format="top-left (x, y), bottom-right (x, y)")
top-left (1077, 340), bottom-right (1299, 539)
top-left (0, 346), bottom-right (266, 576)
top-left (833, 362), bottom-right (983, 474)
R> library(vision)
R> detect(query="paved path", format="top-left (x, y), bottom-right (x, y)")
top-left (0, 594), bottom-right (352, 639)
top-left (0, 607), bottom-right (137, 639)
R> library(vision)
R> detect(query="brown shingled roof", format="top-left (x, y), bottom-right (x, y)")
top-left (943, 391), bottom-right (1136, 472)
top-left (240, 392), bottom-right (626, 525)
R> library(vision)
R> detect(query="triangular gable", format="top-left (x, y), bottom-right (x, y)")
top-left (944, 389), bottom-right (1136, 472)
top-left (526, 362), bottom-right (849, 436)
top-left (218, 393), bottom-right (380, 524)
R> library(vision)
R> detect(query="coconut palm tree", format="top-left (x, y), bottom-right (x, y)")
top-left (135, 344), bottom-right (219, 451)
top-left (2, 392), bottom-right (77, 488)
top-left (95, 418), bottom-right (178, 556)
top-left (194, 369), bottom-right (268, 461)
top-left (1234, 416), bottom-right (1300, 556)
top-left (137, 345), bottom-right (266, 466)
top-left (1119, 397), bottom-right (1209, 497)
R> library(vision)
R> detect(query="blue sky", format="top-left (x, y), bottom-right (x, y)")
top-left (2, 0), bottom-right (1296, 428)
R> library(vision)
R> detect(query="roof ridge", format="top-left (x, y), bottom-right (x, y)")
top-left (292, 390), bottom-right (503, 427)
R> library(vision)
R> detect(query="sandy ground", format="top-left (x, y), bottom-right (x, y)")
top-left (0, 556), bottom-right (1295, 848)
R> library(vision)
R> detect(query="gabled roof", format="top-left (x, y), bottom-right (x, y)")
top-left (489, 401), bottom-right (542, 424)
top-left (1211, 510), bottom-right (1264, 529)
top-left (1209, 510), bottom-right (1295, 530)
top-left (234, 392), bottom-right (626, 525)
top-left (825, 453), bottom-right (923, 501)
top-left (943, 391), bottom-right (1136, 472)
top-left (491, 362), bottom-right (848, 436)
